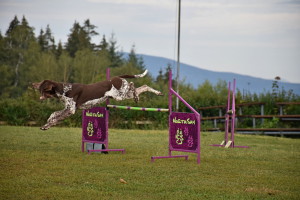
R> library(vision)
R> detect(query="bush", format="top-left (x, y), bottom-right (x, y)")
top-left (0, 99), bottom-right (28, 125)
top-left (0, 91), bottom-right (65, 126)
top-left (0, 90), bottom-right (170, 129)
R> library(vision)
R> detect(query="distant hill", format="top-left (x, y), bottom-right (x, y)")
top-left (138, 54), bottom-right (300, 95)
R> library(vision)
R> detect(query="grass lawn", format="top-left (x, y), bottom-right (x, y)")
top-left (0, 126), bottom-right (299, 199)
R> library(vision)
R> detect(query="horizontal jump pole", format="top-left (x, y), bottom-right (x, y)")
top-left (107, 105), bottom-right (169, 112)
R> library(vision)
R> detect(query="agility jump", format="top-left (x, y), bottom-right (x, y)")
top-left (210, 79), bottom-right (249, 148)
top-left (82, 68), bottom-right (201, 164)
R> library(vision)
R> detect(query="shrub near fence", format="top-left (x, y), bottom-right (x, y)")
top-left (0, 91), bottom-right (169, 129)
top-left (0, 99), bottom-right (28, 125)
top-left (0, 93), bottom-right (60, 126)
top-left (1, 96), bottom-right (299, 130)
top-left (1, 87), bottom-right (299, 130)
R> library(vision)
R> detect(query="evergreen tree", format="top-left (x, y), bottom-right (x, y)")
top-left (38, 29), bottom-right (46, 51)
top-left (5, 15), bottom-right (35, 89)
top-left (0, 32), bottom-right (14, 96)
top-left (44, 25), bottom-right (56, 51)
top-left (0, 31), bottom-right (7, 63)
top-left (137, 56), bottom-right (145, 70)
top-left (128, 45), bottom-right (138, 64)
top-left (5, 15), bottom-right (35, 49)
top-left (65, 19), bottom-right (98, 57)
top-left (108, 33), bottom-right (123, 68)
top-left (156, 68), bottom-right (164, 83)
top-left (99, 35), bottom-right (108, 51)
top-left (164, 63), bottom-right (172, 82)
top-left (19, 16), bottom-right (35, 49)
top-left (56, 40), bottom-right (63, 59)
top-left (5, 15), bottom-right (20, 36)
top-left (127, 45), bottom-right (145, 70)
top-left (5, 16), bottom-right (21, 49)
top-left (83, 19), bottom-right (98, 50)
top-left (65, 21), bottom-right (82, 57)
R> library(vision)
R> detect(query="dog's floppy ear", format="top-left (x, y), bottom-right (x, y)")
top-left (32, 80), bottom-right (56, 91)
top-left (32, 81), bottom-right (43, 90)
top-left (42, 80), bottom-right (56, 91)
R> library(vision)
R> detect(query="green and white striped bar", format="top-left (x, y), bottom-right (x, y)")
top-left (107, 105), bottom-right (169, 112)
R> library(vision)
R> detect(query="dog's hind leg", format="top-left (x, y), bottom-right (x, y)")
top-left (78, 96), bottom-right (108, 110)
top-left (135, 85), bottom-right (163, 98)
top-left (128, 82), bottom-right (139, 103)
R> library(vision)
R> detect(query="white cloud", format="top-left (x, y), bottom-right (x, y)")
top-left (87, 0), bottom-right (175, 8)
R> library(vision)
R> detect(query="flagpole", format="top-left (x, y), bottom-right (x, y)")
top-left (176, 0), bottom-right (181, 111)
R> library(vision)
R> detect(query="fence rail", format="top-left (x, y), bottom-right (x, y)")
top-left (199, 102), bottom-right (300, 135)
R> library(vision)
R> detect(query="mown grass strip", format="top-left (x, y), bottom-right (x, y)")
top-left (0, 126), bottom-right (299, 199)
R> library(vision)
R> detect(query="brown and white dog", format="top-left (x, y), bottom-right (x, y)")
top-left (32, 70), bottom-right (163, 130)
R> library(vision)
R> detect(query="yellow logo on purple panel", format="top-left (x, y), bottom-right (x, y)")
top-left (87, 121), bottom-right (94, 136)
top-left (175, 128), bottom-right (184, 145)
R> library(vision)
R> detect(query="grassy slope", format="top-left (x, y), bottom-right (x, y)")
top-left (0, 126), bottom-right (299, 200)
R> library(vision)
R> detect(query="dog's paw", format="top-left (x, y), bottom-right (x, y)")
top-left (40, 126), bottom-right (49, 131)
top-left (134, 96), bottom-right (139, 103)
top-left (157, 92), bottom-right (164, 96)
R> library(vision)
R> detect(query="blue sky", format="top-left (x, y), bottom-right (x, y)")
top-left (1, 0), bottom-right (300, 83)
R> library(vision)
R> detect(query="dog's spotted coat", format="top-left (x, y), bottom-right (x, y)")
top-left (32, 70), bottom-right (163, 130)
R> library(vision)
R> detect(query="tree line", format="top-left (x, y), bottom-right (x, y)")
top-left (0, 15), bottom-right (299, 129)
top-left (0, 15), bottom-right (146, 97)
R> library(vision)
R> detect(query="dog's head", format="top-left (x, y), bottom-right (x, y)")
top-left (32, 80), bottom-right (59, 100)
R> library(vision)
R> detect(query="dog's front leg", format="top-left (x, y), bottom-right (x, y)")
top-left (41, 108), bottom-right (75, 130)
top-left (41, 99), bottom-right (76, 130)
top-left (41, 110), bottom-right (64, 130)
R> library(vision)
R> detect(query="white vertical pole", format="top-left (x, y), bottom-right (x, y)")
top-left (176, 0), bottom-right (181, 111)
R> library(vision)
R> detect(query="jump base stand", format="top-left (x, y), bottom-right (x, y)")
top-left (81, 107), bottom-right (125, 154)
top-left (151, 155), bottom-right (189, 162)
top-left (210, 79), bottom-right (249, 148)
top-left (151, 70), bottom-right (201, 164)
top-left (87, 149), bottom-right (125, 154)
top-left (151, 112), bottom-right (201, 164)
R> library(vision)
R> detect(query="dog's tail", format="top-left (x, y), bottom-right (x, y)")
top-left (119, 69), bottom-right (148, 79)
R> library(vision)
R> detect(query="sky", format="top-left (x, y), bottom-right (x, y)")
top-left (1, 0), bottom-right (300, 83)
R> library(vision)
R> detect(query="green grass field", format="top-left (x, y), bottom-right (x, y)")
top-left (0, 126), bottom-right (299, 200)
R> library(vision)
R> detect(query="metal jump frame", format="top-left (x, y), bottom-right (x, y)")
top-left (210, 79), bottom-right (249, 148)
top-left (85, 68), bottom-right (201, 164)
top-left (152, 70), bottom-right (201, 164)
